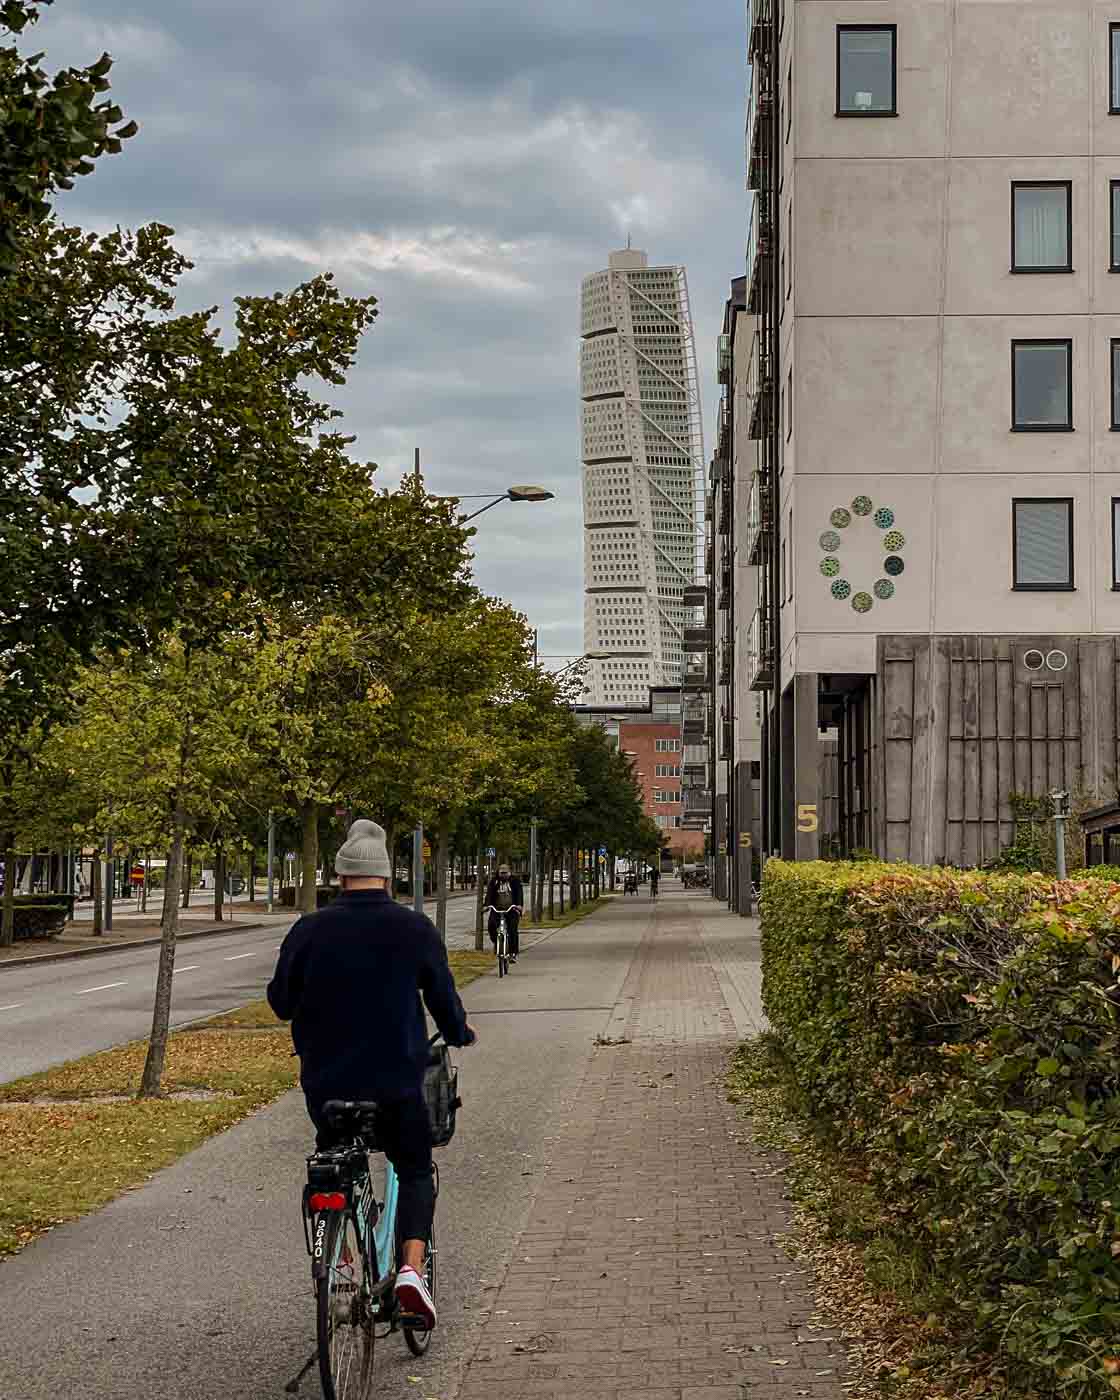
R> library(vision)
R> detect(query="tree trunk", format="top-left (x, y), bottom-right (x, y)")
top-left (548, 852), bottom-right (556, 920)
top-left (0, 840), bottom-right (16, 947)
top-left (181, 843), bottom-right (192, 908)
top-left (570, 848), bottom-right (581, 909)
top-left (435, 816), bottom-right (450, 943)
top-left (139, 817), bottom-right (186, 1098)
top-left (249, 852), bottom-right (256, 904)
top-left (213, 844), bottom-right (224, 923)
top-left (91, 850), bottom-right (103, 936)
top-left (299, 800), bottom-right (318, 914)
top-left (384, 823), bottom-right (397, 898)
top-left (142, 851), bottom-right (150, 913)
top-left (474, 818), bottom-right (486, 951)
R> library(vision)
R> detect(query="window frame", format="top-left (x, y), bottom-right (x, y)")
top-left (1111, 180), bottom-right (1120, 272)
top-left (1010, 338), bottom-right (1073, 432)
top-left (836, 24), bottom-right (898, 118)
top-left (1012, 497), bottom-right (1075, 592)
top-left (1112, 340), bottom-right (1120, 430)
top-left (1113, 498), bottom-right (1120, 590)
top-left (1010, 180), bottom-right (1072, 274)
top-left (1111, 23), bottom-right (1120, 114)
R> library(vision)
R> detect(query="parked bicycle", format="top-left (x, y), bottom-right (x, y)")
top-left (484, 904), bottom-right (513, 977)
top-left (295, 1034), bottom-right (459, 1400)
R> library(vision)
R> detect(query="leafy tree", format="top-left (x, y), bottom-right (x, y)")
top-left (33, 633), bottom-right (267, 1092)
top-left (0, 1), bottom-right (138, 271)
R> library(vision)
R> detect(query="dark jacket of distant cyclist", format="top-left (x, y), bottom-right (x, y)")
top-left (267, 889), bottom-right (471, 1120)
top-left (485, 869), bottom-right (523, 956)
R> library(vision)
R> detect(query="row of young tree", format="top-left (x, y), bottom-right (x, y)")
top-left (0, 1), bottom-right (662, 1095)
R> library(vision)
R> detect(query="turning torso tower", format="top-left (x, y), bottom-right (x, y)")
top-left (580, 248), bottom-right (705, 706)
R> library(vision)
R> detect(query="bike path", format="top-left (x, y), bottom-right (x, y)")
top-left (0, 907), bottom-right (650, 1400)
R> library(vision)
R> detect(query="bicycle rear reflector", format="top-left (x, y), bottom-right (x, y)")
top-left (308, 1191), bottom-right (347, 1211)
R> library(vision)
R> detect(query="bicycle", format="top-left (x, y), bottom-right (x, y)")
top-left (484, 904), bottom-right (517, 978)
top-left (296, 1039), bottom-right (446, 1400)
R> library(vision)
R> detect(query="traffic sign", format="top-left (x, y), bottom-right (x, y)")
top-left (130, 865), bottom-right (144, 885)
top-left (486, 847), bottom-right (496, 858)
top-left (599, 845), bottom-right (607, 855)
top-left (422, 842), bottom-right (431, 860)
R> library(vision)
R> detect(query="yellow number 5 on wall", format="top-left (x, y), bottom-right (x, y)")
top-left (797, 804), bottom-right (819, 833)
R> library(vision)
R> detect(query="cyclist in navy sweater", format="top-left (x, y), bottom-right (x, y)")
top-left (268, 818), bottom-right (476, 1330)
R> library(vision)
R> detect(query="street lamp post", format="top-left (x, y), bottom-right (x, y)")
top-left (438, 485), bottom-right (555, 525)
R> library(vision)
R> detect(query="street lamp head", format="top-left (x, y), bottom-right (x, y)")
top-left (507, 485), bottom-right (555, 503)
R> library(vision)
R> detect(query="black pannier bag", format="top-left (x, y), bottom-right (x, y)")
top-left (423, 1043), bottom-right (461, 1147)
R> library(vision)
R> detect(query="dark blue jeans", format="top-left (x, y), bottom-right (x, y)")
top-left (310, 1090), bottom-right (434, 1243)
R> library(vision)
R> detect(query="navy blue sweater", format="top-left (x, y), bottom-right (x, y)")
top-left (267, 890), bottom-right (470, 1112)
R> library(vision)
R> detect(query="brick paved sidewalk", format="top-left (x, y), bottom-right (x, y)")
top-left (455, 893), bottom-right (847, 1400)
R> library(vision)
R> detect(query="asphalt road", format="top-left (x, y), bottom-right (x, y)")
top-left (0, 896), bottom-right (489, 1084)
top-left (0, 895), bottom-right (653, 1400)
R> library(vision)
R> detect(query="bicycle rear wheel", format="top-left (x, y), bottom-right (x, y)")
top-left (403, 1222), bottom-right (437, 1357)
top-left (316, 1211), bottom-right (374, 1400)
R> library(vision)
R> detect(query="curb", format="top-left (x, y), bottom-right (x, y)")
top-left (0, 920), bottom-right (279, 972)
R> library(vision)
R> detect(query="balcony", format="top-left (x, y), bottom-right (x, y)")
top-left (681, 658), bottom-right (710, 693)
top-left (747, 64), bottom-right (773, 193)
top-left (682, 627), bottom-right (710, 653)
top-left (684, 788), bottom-right (713, 816)
top-left (720, 719), bottom-right (733, 761)
top-left (746, 605), bottom-right (774, 691)
top-left (746, 194), bottom-right (772, 314)
top-left (747, 335), bottom-right (773, 441)
top-left (717, 332), bottom-right (731, 386)
top-left (717, 562), bottom-right (732, 612)
top-left (745, 470), bottom-right (769, 565)
top-left (747, 0), bottom-right (772, 67)
top-left (719, 646), bottom-right (732, 687)
top-left (681, 700), bottom-right (706, 743)
top-left (682, 584), bottom-right (707, 610)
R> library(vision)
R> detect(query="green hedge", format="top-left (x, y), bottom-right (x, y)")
top-left (761, 859), bottom-right (1120, 1395)
top-left (9, 902), bottom-right (68, 940)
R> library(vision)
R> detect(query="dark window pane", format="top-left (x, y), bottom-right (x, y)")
top-left (1113, 28), bottom-right (1120, 109)
top-left (1113, 343), bottom-right (1120, 428)
top-left (1013, 186), bottom-right (1068, 269)
top-left (1114, 501), bottom-right (1120, 585)
top-left (839, 29), bottom-right (894, 112)
top-left (1016, 502), bottom-right (1071, 587)
top-left (1014, 343), bottom-right (1070, 428)
top-left (1112, 184), bottom-right (1120, 268)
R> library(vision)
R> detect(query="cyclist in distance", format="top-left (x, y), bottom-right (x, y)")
top-left (485, 863), bottom-right (523, 962)
top-left (267, 818), bottom-right (476, 1331)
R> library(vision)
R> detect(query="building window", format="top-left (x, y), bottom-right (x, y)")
top-left (1013, 498), bottom-right (1074, 591)
top-left (1113, 500), bottom-right (1120, 589)
top-left (836, 25), bottom-right (897, 116)
top-left (1011, 340), bottom-right (1072, 431)
top-left (1113, 341), bottom-right (1120, 430)
top-left (1011, 183), bottom-right (1071, 273)
top-left (1111, 182), bottom-right (1120, 271)
top-left (1111, 23), bottom-right (1120, 113)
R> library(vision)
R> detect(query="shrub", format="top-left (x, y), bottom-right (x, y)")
top-left (10, 901), bottom-right (68, 940)
top-left (761, 859), bottom-right (1120, 1394)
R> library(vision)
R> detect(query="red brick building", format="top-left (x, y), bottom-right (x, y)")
top-left (619, 717), bottom-right (705, 864)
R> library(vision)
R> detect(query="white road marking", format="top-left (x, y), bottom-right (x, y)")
top-left (75, 981), bottom-right (127, 995)
top-left (0, 1003), bottom-right (23, 1012)
top-left (174, 965), bottom-right (199, 974)
top-left (224, 952), bottom-right (255, 961)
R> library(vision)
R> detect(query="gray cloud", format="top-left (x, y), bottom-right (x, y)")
top-left (36, 0), bottom-right (746, 656)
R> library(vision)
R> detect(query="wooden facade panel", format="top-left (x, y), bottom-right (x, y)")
top-left (871, 636), bottom-right (1120, 867)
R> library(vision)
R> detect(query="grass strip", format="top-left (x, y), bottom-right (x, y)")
top-left (727, 1037), bottom-right (1015, 1400)
top-left (0, 949), bottom-right (489, 1259)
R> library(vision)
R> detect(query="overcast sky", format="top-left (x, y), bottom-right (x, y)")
top-left (38, 0), bottom-right (747, 658)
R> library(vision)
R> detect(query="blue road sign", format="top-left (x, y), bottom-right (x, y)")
top-left (486, 847), bottom-right (496, 857)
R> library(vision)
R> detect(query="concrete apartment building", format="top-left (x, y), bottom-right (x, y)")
top-left (737, 0), bottom-right (1120, 870)
top-left (580, 250), bottom-right (706, 706)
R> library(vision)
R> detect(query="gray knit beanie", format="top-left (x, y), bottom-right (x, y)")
top-left (335, 818), bottom-right (392, 879)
